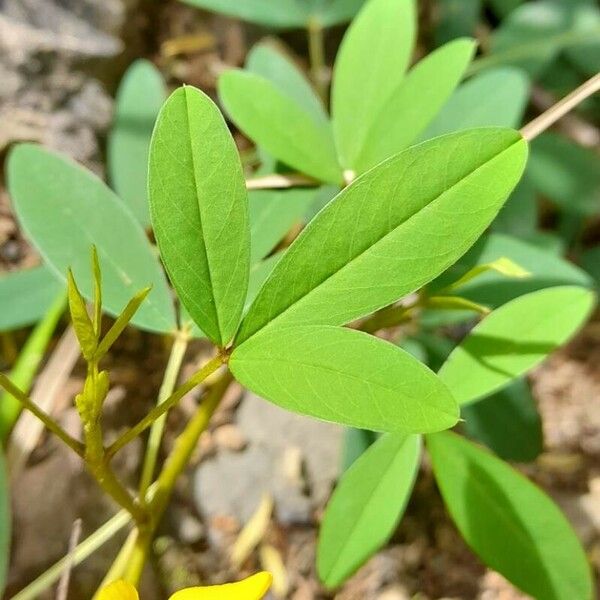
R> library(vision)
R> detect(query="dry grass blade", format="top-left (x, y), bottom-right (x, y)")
top-left (230, 493), bottom-right (274, 568)
top-left (55, 518), bottom-right (82, 600)
top-left (7, 327), bottom-right (80, 478)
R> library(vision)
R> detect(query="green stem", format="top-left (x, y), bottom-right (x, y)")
top-left (0, 290), bottom-right (67, 440)
top-left (123, 372), bottom-right (232, 586)
top-left (307, 17), bottom-right (327, 102)
top-left (107, 352), bottom-right (223, 463)
top-left (137, 333), bottom-right (189, 497)
top-left (0, 373), bottom-right (84, 456)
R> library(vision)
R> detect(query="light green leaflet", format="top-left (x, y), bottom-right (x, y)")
top-left (421, 67), bottom-right (530, 140)
top-left (219, 70), bottom-right (341, 184)
top-left (249, 188), bottom-right (315, 264)
top-left (528, 132), bottom-right (600, 216)
top-left (230, 325), bottom-right (458, 433)
top-left (180, 0), bottom-right (366, 28)
top-left (246, 43), bottom-right (326, 123)
top-left (354, 38), bottom-right (476, 174)
top-left (461, 379), bottom-right (543, 462)
top-left (428, 432), bottom-right (594, 600)
top-left (149, 86), bottom-right (250, 347)
top-left (432, 233), bottom-right (593, 307)
top-left (0, 266), bottom-right (63, 331)
top-left (0, 447), bottom-right (8, 595)
top-left (438, 286), bottom-right (596, 406)
top-left (332, 0), bottom-right (416, 169)
top-left (317, 434), bottom-right (420, 588)
top-left (7, 144), bottom-right (175, 334)
top-left (108, 59), bottom-right (166, 226)
top-left (237, 128), bottom-right (528, 345)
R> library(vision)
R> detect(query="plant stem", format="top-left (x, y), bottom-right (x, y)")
top-left (307, 17), bottom-right (328, 102)
top-left (138, 331), bottom-right (189, 499)
top-left (0, 290), bottom-right (67, 440)
top-left (246, 173), bottom-right (320, 190)
top-left (0, 373), bottom-right (84, 456)
top-left (123, 372), bottom-right (233, 585)
top-left (11, 509), bottom-right (131, 600)
top-left (521, 73), bottom-right (600, 141)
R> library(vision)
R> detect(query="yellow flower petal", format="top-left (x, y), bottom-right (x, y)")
top-left (169, 572), bottom-right (273, 600)
top-left (97, 580), bottom-right (139, 600)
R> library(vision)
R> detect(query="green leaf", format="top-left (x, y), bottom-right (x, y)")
top-left (0, 266), bottom-right (63, 331)
top-left (432, 233), bottom-right (593, 307)
top-left (149, 86), bottom-right (250, 346)
top-left (0, 447), bottom-right (9, 595)
top-left (484, 0), bottom-right (599, 78)
top-left (355, 38), bottom-right (476, 173)
top-left (179, 0), bottom-right (366, 28)
top-left (219, 70), bottom-right (341, 184)
top-left (249, 188), bottom-right (316, 264)
top-left (462, 379), bottom-right (543, 462)
top-left (427, 431), bottom-right (594, 600)
top-left (421, 67), bottom-right (530, 140)
top-left (446, 256), bottom-right (530, 291)
top-left (581, 247), bottom-right (600, 287)
top-left (108, 59), bottom-right (166, 226)
top-left (95, 286), bottom-right (151, 359)
top-left (245, 253), bottom-right (282, 310)
top-left (67, 269), bottom-right (97, 361)
top-left (491, 175), bottom-right (537, 237)
top-left (332, 0), bottom-right (416, 169)
top-left (318, 434), bottom-right (420, 588)
top-left (341, 428), bottom-right (378, 471)
top-left (528, 132), bottom-right (600, 216)
top-left (246, 42), bottom-right (326, 122)
top-left (230, 325), bottom-right (459, 433)
top-left (237, 128), bottom-right (528, 344)
top-left (7, 144), bottom-right (175, 334)
top-left (434, 0), bottom-right (481, 45)
top-left (438, 286), bottom-right (596, 405)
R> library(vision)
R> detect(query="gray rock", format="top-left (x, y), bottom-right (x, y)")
top-left (194, 393), bottom-right (344, 526)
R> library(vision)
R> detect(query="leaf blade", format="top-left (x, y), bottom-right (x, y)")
top-left (149, 86), bottom-right (250, 346)
top-left (230, 325), bottom-right (458, 433)
top-left (218, 70), bottom-right (341, 184)
top-left (7, 144), bottom-right (175, 333)
top-left (438, 286), bottom-right (596, 405)
top-left (238, 128), bottom-right (528, 344)
top-left (108, 59), bottom-right (166, 226)
top-left (332, 0), bottom-right (416, 169)
top-left (318, 433), bottom-right (421, 588)
top-left (355, 38), bottom-right (476, 173)
top-left (428, 431), bottom-right (594, 600)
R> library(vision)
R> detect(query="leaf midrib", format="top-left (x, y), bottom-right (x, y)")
top-left (183, 87), bottom-right (222, 343)
top-left (241, 135), bottom-right (522, 343)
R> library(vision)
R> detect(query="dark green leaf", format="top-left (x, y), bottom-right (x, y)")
top-left (230, 325), bottom-right (458, 433)
top-left (491, 175), bottom-right (537, 237)
top-left (249, 188), bottom-right (316, 264)
top-left (0, 266), bottom-right (63, 331)
top-left (528, 132), bottom-right (600, 215)
top-left (428, 431), bottom-right (594, 600)
top-left (149, 86), bottom-right (250, 346)
top-left (341, 428), bottom-right (378, 471)
top-left (238, 129), bottom-right (528, 344)
top-left (438, 286), bottom-right (596, 405)
top-left (462, 379), bottom-right (543, 462)
top-left (7, 144), bottom-right (175, 334)
top-left (219, 70), bottom-right (341, 184)
top-left (179, 0), bottom-right (366, 28)
top-left (108, 59), bottom-right (166, 226)
top-left (318, 434), bottom-right (420, 588)
top-left (432, 233), bottom-right (593, 307)
top-left (332, 0), bottom-right (416, 170)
